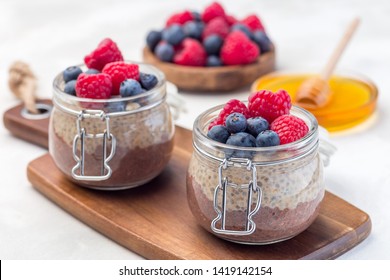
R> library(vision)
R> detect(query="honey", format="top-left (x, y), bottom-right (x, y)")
top-left (251, 72), bottom-right (378, 132)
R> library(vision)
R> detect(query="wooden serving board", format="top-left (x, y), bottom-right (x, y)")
top-left (4, 101), bottom-right (371, 259)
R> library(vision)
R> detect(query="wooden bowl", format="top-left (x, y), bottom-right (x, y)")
top-left (142, 46), bottom-right (276, 92)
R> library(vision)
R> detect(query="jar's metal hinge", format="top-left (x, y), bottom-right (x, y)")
top-left (71, 110), bottom-right (116, 181)
top-left (211, 158), bottom-right (262, 236)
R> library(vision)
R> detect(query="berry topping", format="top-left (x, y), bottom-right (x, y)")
top-left (183, 21), bottom-right (204, 40)
top-left (248, 89), bottom-right (291, 123)
top-left (226, 132), bottom-right (256, 158)
top-left (205, 89), bottom-right (308, 150)
top-left (255, 130), bottom-right (280, 147)
top-left (202, 2), bottom-right (226, 23)
top-left (246, 116), bottom-right (269, 136)
top-left (166, 10), bottom-right (194, 27)
top-left (225, 112), bottom-right (247, 133)
top-left (63, 66), bottom-right (82, 83)
top-left (139, 72), bottom-right (158, 90)
top-left (173, 38), bottom-right (207, 66)
top-left (206, 55), bottom-right (222, 67)
top-left (271, 115), bottom-right (309, 145)
top-left (253, 30), bottom-right (272, 53)
top-left (226, 132), bottom-right (256, 147)
top-left (202, 17), bottom-right (230, 40)
top-left (119, 79), bottom-right (144, 97)
top-left (240, 14), bottom-right (265, 32)
top-left (209, 99), bottom-right (250, 129)
top-left (207, 125), bottom-right (230, 143)
top-left (102, 61), bottom-right (139, 95)
top-left (85, 68), bottom-right (100, 75)
top-left (64, 80), bottom-right (77, 95)
top-left (84, 38), bottom-right (123, 71)
top-left (75, 73), bottom-right (112, 99)
top-left (162, 24), bottom-right (186, 46)
top-left (146, 30), bottom-right (162, 51)
top-left (203, 34), bottom-right (223, 55)
top-left (155, 41), bottom-right (175, 62)
top-left (220, 30), bottom-right (259, 65)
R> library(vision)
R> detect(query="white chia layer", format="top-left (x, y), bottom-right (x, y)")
top-left (52, 102), bottom-right (174, 154)
top-left (188, 150), bottom-right (324, 211)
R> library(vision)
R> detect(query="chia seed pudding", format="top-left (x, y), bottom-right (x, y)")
top-left (186, 105), bottom-right (325, 244)
top-left (49, 64), bottom-right (174, 190)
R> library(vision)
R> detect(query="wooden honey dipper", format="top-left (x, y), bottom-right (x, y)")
top-left (8, 61), bottom-right (39, 114)
top-left (295, 18), bottom-right (360, 109)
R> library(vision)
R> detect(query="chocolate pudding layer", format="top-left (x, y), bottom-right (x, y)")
top-left (186, 149), bottom-right (324, 244)
top-left (49, 101), bottom-right (174, 189)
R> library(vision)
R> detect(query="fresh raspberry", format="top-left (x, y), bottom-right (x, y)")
top-left (241, 14), bottom-right (265, 31)
top-left (202, 17), bottom-right (230, 39)
top-left (173, 38), bottom-right (207, 66)
top-left (75, 73), bottom-right (112, 99)
top-left (202, 2), bottom-right (226, 23)
top-left (84, 38), bottom-right (124, 71)
top-left (271, 115), bottom-right (309, 144)
top-left (220, 31), bottom-right (259, 65)
top-left (166, 10), bottom-right (194, 26)
top-left (209, 99), bottom-right (249, 130)
top-left (225, 14), bottom-right (238, 26)
top-left (248, 89), bottom-right (291, 123)
top-left (102, 61), bottom-right (139, 95)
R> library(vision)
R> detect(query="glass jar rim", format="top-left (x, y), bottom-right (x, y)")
top-left (193, 103), bottom-right (319, 163)
top-left (53, 61), bottom-right (166, 104)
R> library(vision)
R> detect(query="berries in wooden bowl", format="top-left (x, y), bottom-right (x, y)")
top-left (143, 2), bottom-right (275, 92)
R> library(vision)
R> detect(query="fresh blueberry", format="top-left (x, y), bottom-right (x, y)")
top-left (105, 101), bottom-right (127, 112)
top-left (252, 30), bottom-right (272, 53)
top-left (85, 68), bottom-right (100, 74)
top-left (63, 66), bottom-right (82, 83)
top-left (162, 24), bottom-right (186, 46)
top-left (206, 55), bottom-right (223, 67)
top-left (203, 35), bottom-right (223, 55)
top-left (192, 11), bottom-right (202, 22)
top-left (225, 132), bottom-right (256, 158)
top-left (139, 72), bottom-right (158, 90)
top-left (154, 42), bottom-right (174, 62)
top-left (119, 79), bottom-right (144, 97)
top-left (64, 80), bottom-right (76, 95)
top-left (183, 21), bottom-right (203, 40)
top-left (227, 132), bottom-right (256, 147)
top-left (207, 125), bottom-right (230, 143)
top-left (246, 117), bottom-right (269, 136)
top-left (231, 23), bottom-right (254, 40)
top-left (146, 30), bottom-right (162, 51)
top-left (255, 130), bottom-right (280, 147)
top-left (225, 113), bottom-right (247, 133)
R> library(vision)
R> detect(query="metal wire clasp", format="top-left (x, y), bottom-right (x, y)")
top-left (71, 110), bottom-right (116, 181)
top-left (211, 158), bottom-right (262, 236)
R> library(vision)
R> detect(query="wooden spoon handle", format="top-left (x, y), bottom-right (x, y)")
top-left (321, 17), bottom-right (360, 80)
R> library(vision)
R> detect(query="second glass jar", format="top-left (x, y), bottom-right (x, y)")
top-left (187, 104), bottom-right (325, 244)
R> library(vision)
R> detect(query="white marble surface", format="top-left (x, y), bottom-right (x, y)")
top-left (1, 0), bottom-right (389, 259)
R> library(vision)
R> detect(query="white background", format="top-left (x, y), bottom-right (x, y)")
top-left (0, 0), bottom-right (389, 259)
